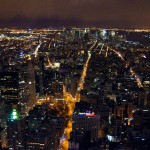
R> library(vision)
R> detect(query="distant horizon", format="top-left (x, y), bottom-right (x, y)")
top-left (0, 24), bottom-right (150, 30)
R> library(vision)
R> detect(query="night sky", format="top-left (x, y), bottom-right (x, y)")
top-left (0, 0), bottom-right (150, 28)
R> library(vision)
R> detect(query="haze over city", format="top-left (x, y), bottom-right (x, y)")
top-left (0, 0), bottom-right (150, 28)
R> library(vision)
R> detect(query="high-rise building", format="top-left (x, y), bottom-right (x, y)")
top-left (7, 118), bottom-right (26, 150)
top-left (72, 113), bottom-right (100, 141)
top-left (0, 62), bottom-right (37, 148)
top-left (39, 55), bottom-right (45, 96)
top-left (26, 62), bottom-right (36, 108)
top-left (0, 71), bottom-right (20, 147)
top-left (25, 105), bottom-right (64, 150)
top-left (0, 71), bottom-right (19, 116)
top-left (100, 30), bottom-right (107, 39)
top-left (19, 62), bottom-right (36, 115)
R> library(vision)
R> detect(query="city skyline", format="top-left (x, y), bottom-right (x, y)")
top-left (0, 1), bottom-right (150, 149)
top-left (0, 26), bottom-right (150, 150)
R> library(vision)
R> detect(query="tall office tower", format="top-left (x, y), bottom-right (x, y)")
top-left (0, 71), bottom-right (20, 147)
top-left (26, 62), bottom-right (36, 108)
top-left (19, 62), bottom-right (36, 116)
top-left (39, 55), bottom-right (45, 96)
top-left (100, 30), bottom-right (107, 39)
top-left (0, 71), bottom-right (19, 117)
top-left (0, 65), bottom-right (36, 149)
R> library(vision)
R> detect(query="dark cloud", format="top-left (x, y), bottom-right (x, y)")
top-left (0, 0), bottom-right (150, 28)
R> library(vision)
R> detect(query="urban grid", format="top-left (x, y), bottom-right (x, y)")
top-left (0, 1), bottom-right (150, 150)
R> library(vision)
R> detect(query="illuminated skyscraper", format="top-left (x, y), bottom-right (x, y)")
top-left (100, 30), bottom-right (107, 39)
top-left (19, 62), bottom-right (36, 115)
top-left (26, 62), bottom-right (36, 108)
top-left (0, 71), bottom-right (20, 147)
top-left (0, 63), bottom-right (36, 148)
top-left (0, 72), bottom-right (19, 117)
